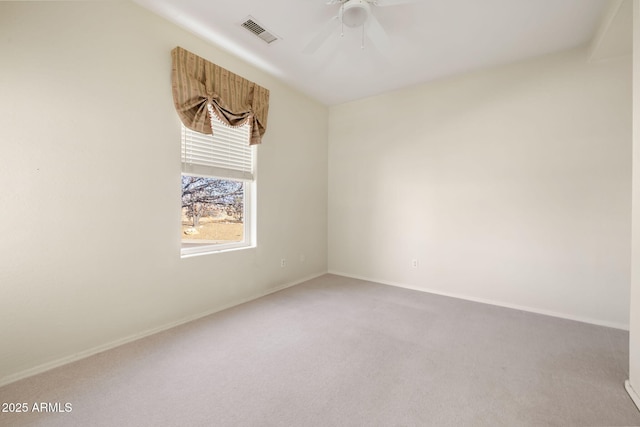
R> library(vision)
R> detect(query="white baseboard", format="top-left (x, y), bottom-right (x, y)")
top-left (328, 270), bottom-right (629, 331)
top-left (0, 271), bottom-right (327, 388)
top-left (626, 380), bottom-right (640, 412)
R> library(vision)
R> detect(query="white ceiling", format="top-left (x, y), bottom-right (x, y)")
top-left (133, 0), bottom-right (611, 106)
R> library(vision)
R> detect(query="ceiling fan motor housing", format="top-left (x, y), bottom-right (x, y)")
top-left (340, 0), bottom-right (371, 27)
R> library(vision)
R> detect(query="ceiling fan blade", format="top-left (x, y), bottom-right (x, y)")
top-left (366, 13), bottom-right (391, 52)
top-left (303, 16), bottom-right (340, 54)
top-left (373, 0), bottom-right (417, 6)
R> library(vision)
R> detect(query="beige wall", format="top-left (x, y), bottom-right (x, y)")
top-left (329, 48), bottom-right (632, 328)
top-left (0, 1), bottom-right (328, 385)
top-left (628, 0), bottom-right (640, 403)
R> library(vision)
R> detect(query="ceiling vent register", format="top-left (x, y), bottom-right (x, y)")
top-left (241, 17), bottom-right (279, 44)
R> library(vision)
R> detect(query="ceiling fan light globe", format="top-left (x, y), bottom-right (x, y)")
top-left (340, 1), bottom-right (370, 27)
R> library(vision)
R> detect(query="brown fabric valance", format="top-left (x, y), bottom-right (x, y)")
top-left (171, 47), bottom-right (269, 145)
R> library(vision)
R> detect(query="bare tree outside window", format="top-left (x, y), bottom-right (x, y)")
top-left (181, 175), bottom-right (244, 245)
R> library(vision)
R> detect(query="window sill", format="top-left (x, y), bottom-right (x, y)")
top-left (180, 242), bottom-right (255, 258)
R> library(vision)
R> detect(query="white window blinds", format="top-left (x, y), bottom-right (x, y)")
top-left (181, 109), bottom-right (254, 181)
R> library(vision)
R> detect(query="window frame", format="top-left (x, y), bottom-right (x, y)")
top-left (180, 173), bottom-right (256, 258)
top-left (179, 111), bottom-right (256, 258)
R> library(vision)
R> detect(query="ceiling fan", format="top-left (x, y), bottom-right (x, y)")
top-left (303, 0), bottom-right (416, 54)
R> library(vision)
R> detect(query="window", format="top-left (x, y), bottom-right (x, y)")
top-left (181, 110), bottom-right (255, 257)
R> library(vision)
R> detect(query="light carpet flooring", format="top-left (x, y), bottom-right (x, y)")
top-left (0, 274), bottom-right (638, 426)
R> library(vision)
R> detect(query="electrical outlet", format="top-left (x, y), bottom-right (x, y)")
top-left (281, 258), bottom-right (286, 268)
top-left (412, 259), bottom-right (419, 269)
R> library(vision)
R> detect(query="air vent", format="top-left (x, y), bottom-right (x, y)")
top-left (241, 16), bottom-right (279, 44)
